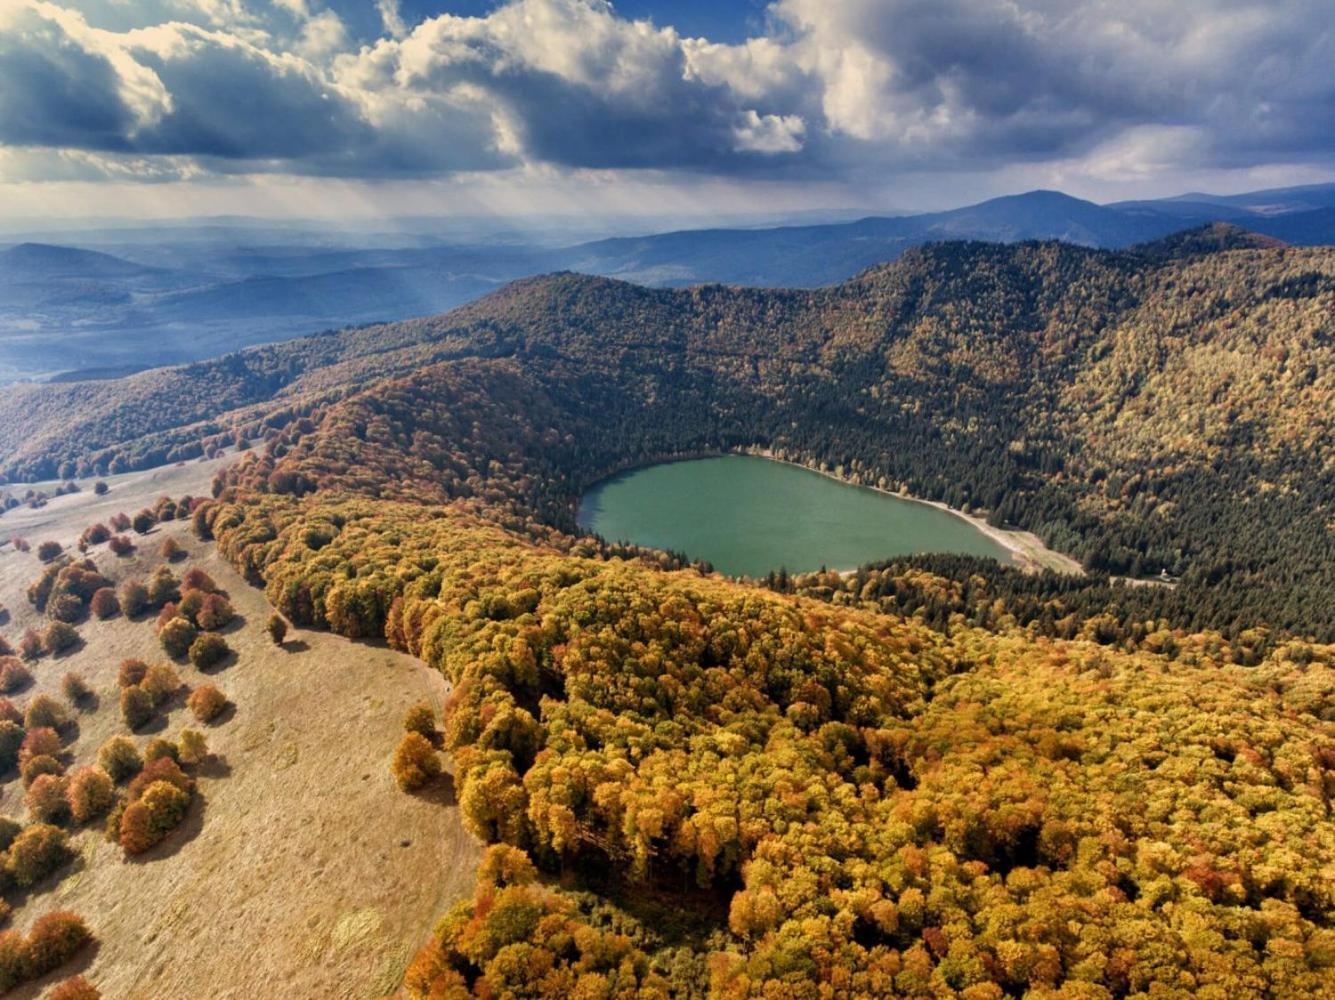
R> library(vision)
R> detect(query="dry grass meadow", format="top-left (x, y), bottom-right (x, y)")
top-left (0, 459), bottom-right (480, 998)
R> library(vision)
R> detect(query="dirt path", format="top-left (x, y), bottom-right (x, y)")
top-left (0, 470), bottom-right (479, 998)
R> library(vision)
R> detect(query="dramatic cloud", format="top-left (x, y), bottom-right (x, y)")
top-left (0, 0), bottom-right (1331, 187)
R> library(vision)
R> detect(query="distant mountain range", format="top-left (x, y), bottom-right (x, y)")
top-left (1, 183), bottom-right (1332, 382)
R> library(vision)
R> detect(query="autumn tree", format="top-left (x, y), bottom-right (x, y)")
top-left (119, 579), bottom-right (148, 616)
top-left (119, 781), bottom-right (190, 854)
top-left (266, 613), bottom-right (288, 646)
top-left (61, 672), bottom-right (91, 707)
top-left (23, 911), bottom-right (93, 983)
top-left (89, 587), bottom-right (119, 619)
top-left (97, 735), bottom-right (141, 783)
top-left (187, 684), bottom-right (228, 723)
top-left (5, 822), bottom-right (72, 887)
top-left (158, 617), bottom-right (196, 658)
top-left (25, 773), bottom-right (71, 824)
top-left (66, 766), bottom-right (116, 824)
top-left (403, 702), bottom-right (435, 739)
top-left (120, 685), bottom-right (153, 730)
top-left (43, 621), bottom-right (79, 655)
top-left (391, 732), bottom-right (440, 791)
top-left (117, 658), bottom-right (148, 687)
top-left (176, 728), bottom-right (208, 766)
top-left (188, 632), bottom-right (228, 669)
top-left (0, 658), bottom-right (32, 693)
top-left (51, 975), bottom-right (101, 1000)
top-left (24, 693), bottom-right (67, 730)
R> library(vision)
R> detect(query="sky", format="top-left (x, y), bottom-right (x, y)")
top-left (0, 0), bottom-right (1332, 223)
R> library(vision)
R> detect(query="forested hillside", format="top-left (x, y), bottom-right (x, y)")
top-left (8, 225), bottom-right (1327, 640)
top-left (3, 227), bottom-right (1331, 996)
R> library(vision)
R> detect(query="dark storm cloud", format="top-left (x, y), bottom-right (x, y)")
top-left (0, 0), bottom-right (1330, 182)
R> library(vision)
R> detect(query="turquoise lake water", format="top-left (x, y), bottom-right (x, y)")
top-left (577, 454), bottom-right (1013, 577)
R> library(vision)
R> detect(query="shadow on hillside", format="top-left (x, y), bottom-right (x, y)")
top-left (197, 648), bottom-right (238, 674)
top-left (282, 639), bottom-right (310, 654)
top-left (203, 702), bottom-right (237, 728)
top-left (413, 770), bottom-right (458, 808)
top-left (73, 691), bottom-right (100, 713)
top-left (50, 636), bottom-right (86, 660)
top-left (218, 614), bottom-right (247, 637)
top-left (196, 754), bottom-right (232, 781)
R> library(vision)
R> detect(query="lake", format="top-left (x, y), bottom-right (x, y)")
top-left (577, 454), bottom-right (1014, 577)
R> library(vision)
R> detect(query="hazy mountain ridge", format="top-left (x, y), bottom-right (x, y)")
top-left (2, 184), bottom-right (1333, 382)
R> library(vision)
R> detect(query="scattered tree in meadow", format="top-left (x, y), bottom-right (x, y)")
top-left (131, 510), bottom-right (154, 535)
top-left (196, 593), bottom-right (234, 631)
top-left (119, 580), bottom-right (148, 618)
top-left (46, 592), bottom-right (83, 624)
top-left (188, 632), bottom-right (228, 670)
top-left (43, 621), bottom-right (78, 655)
top-left (61, 671), bottom-right (91, 708)
top-left (97, 735), bottom-right (141, 783)
top-left (391, 732), bottom-right (440, 791)
top-left (108, 534), bottom-right (134, 556)
top-left (18, 726), bottom-right (61, 767)
top-left (51, 975), bottom-right (101, 1000)
top-left (93, 481), bottom-right (108, 496)
top-left (0, 931), bottom-right (23, 993)
top-left (17, 630), bottom-right (41, 661)
top-left (266, 613), bottom-right (287, 646)
top-left (126, 756), bottom-right (191, 801)
top-left (0, 722), bottom-right (21, 773)
top-left (89, 587), bottom-right (119, 619)
top-left (120, 685), bottom-right (153, 730)
top-left (19, 755), bottom-right (62, 789)
top-left (0, 657), bottom-right (31, 693)
top-left (403, 702), bottom-right (435, 739)
top-left (182, 568), bottom-right (217, 594)
top-left (158, 537), bottom-right (183, 561)
top-left (22, 911), bottom-right (93, 984)
top-left (4, 822), bottom-right (72, 887)
top-left (0, 699), bottom-right (18, 725)
top-left (66, 766), bottom-right (115, 824)
top-left (141, 662), bottom-right (180, 706)
top-left (117, 658), bottom-right (148, 688)
top-left (143, 738), bottom-right (178, 765)
top-left (25, 773), bottom-right (71, 824)
top-left (36, 540), bottom-right (62, 563)
top-left (155, 601), bottom-right (180, 632)
top-left (176, 728), bottom-right (208, 766)
top-left (158, 617), bottom-right (196, 659)
top-left (23, 694), bottom-right (67, 731)
top-left (119, 780), bottom-right (190, 855)
top-left (147, 566), bottom-right (179, 607)
top-left (79, 523), bottom-right (109, 547)
top-left (187, 684), bottom-right (227, 723)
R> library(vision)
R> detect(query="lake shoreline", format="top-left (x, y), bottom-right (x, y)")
top-left (577, 447), bottom-right (1084, 577)
top-left (745, 449), bottom-right (1085, 576)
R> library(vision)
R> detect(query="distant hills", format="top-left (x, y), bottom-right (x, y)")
top-left (1, 182), bottom-right (1332, 381)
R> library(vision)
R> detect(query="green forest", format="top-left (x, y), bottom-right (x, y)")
top-left (3, 228), bottom-right (1333, 996)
